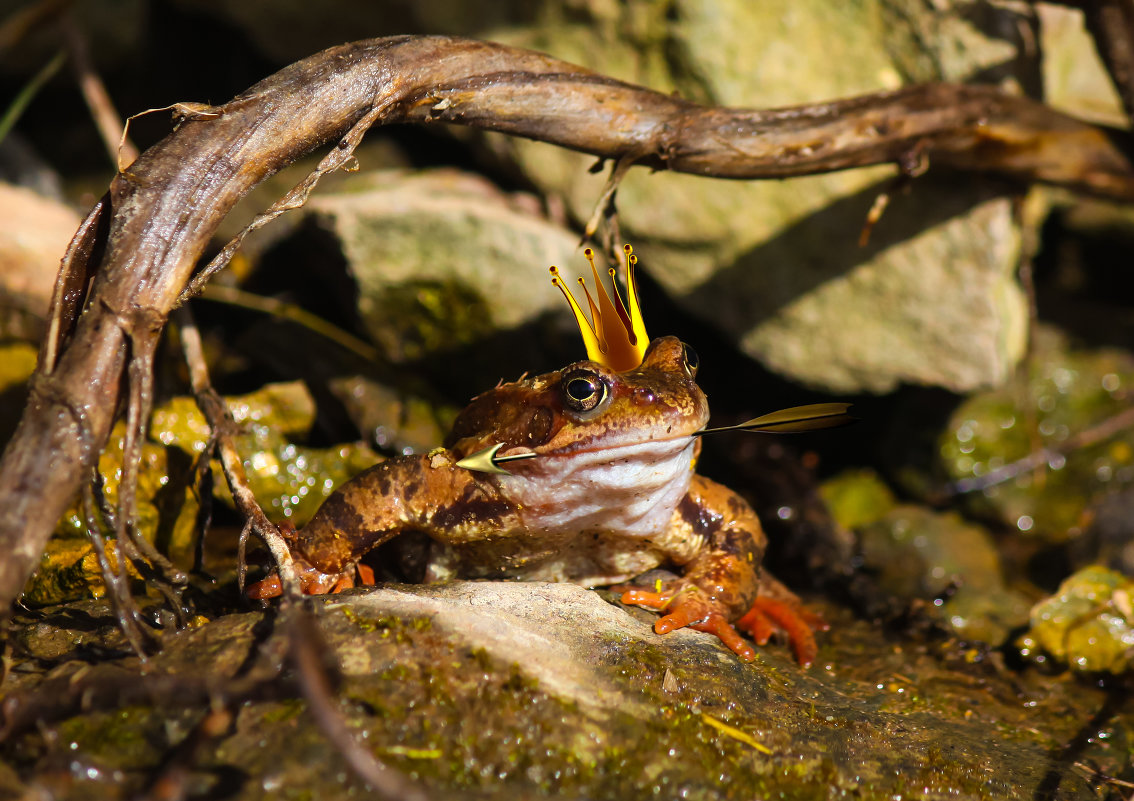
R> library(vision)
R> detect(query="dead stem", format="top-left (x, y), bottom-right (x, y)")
top-left (82, 479), bottom-right (156, 658)
top-left (198, 284), bottom-right (383, 364)
top-left (583, 153), bottom-right (637, 265)
top-left (179, 98), bottom-right (396, 303)
top-left (174, 307), bottom-right (299, 598)
top-left (0, 0), bottom-right (71, 52)
top-left (135, 704), bottom-right (234, 801)
top-left (0, 661), bottom-right (289, 743)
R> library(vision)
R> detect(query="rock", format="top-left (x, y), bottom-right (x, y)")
top-left (1019, 565), bottom-right (1134, 673)
top-left (820, 468), bottom-right (898, 531)
top-left (3, 582), bottom-right (1115, 799)
top-left (151, 381), bottom-right (381, 525)
top-left (857, 505), bottom-right (1032, 646)
top-left (301, 169), bottom-right (582, 365)
top-left (327, 375), bottom-right (453, 455)
top-left (22, 382), bottom-right (382, 605)
top-left (1036, 3), bottom-right (1127, 126)
top-left (0, 182), bottom-right (81, 328)
top-left (482, 0), bottom-right (1030, 392)
top-left (165, 3), bottom-right (1033, 392)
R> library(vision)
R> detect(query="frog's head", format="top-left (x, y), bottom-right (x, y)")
top-left (446, 246), bottom-right (709, 462)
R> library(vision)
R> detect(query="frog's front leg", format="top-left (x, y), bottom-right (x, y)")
top-left (619, 475), bottom-right (825, 666)
top-left (248, 450), bottom-right (516, 598)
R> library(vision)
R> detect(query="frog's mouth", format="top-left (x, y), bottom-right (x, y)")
top-left (535, 431), bottom-right (699, 460)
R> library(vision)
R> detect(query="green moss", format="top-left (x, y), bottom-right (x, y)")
top-left (28, 416), bottom-right (200, 605)
top-left (856, 505), bottom-right (1032, 646)
top-left (366, 279), bottom-right (496, 363)
top-left (54, 706), bottom-right (171, 771)
top-left (259, 698), bottom-right (305, 725)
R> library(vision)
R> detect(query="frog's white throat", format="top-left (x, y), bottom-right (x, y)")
top-left (497, 436), bottom-right (697, 539)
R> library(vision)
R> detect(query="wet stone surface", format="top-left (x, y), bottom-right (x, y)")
top-left (1, 582), bottom-right (1126, 800)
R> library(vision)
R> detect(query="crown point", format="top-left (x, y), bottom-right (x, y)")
top-left (549, 245), bottom-right (650, 372)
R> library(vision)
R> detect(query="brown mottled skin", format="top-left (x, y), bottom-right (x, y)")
top-left (251, 336), bottom-right (824, 665)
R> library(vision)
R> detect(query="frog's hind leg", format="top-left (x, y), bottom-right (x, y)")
top-left (245, 521), bottom-right (366, 599)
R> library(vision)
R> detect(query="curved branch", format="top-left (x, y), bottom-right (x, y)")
top-left (1, 34), bottom-right (1133, 611)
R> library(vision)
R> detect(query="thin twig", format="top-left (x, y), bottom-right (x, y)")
top-left (134, 704), bottom-right (234, 801)
top-left (0, 49), bottom-right (65, 145)
top-left (174, 307), bottom-right (299, 597)
top-left (0, 0), bottom-right (71, 53)
top-left (0, 662), bottom-right (288, 743)
top-left (82, 479), bottom-right (155, 657)
top-left (583, 152), bottom-right (637, 264)
top-left (58, 13), bottom-right (138, 167)
top-left (289, 605), bottom-right (431, 801)
top-left (948, 405), bottom-right (1134, 495)
top-left (198, 284), bottom-right (383, 364)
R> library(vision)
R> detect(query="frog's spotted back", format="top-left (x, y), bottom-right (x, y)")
top-left (550, 244), bottom-right (649, 373)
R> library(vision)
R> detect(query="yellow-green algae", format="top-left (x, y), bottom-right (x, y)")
top-left (4, 590), bottom-right (1119, 801)
top-left (150, 382), bottom-right (380, 525)
top-left (23, 417), bottom-right (200, 606)
top-left (27, 382), bottom-right (379, 606)
top-left (940, 326), bottom-right (1134, 541)
top-left (1020, 565), bottom-right (1134, 673)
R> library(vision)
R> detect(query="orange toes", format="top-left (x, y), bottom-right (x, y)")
top-left (356, 563), bottom-right (376, 586)
top-left (619, 588), bottom-right (673, 610)
top-left (736, 606), bottom-right (776, 646)
top-left (747, 596), bottom-right (820, 667)
top-left (619, 582), bottom-right (822, 665)
top-left (247, 574), bottom-right (282, 600)
top-left (655, 604), bottom-right (698, 634)
top-left (693, 615), bottom-right (757, 661)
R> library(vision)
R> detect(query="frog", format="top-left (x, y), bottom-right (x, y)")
top-left (250, 246), bottom-right (826, 666)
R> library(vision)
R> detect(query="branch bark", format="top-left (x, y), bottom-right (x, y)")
top-left (2, 34), bottom-right (1134, 612)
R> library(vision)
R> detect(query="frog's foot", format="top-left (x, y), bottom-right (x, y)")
top-left (617, 585), bottom-right (758, 662)
top-left (246, 558), bottom-right (374, 600)
top-left (736, 596), bottom-right (828, 668)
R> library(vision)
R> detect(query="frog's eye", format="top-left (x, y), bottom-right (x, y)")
top-left (682, 343), bottom-right (699, 378)
top-left (561, 369), bottom-right (609, 414)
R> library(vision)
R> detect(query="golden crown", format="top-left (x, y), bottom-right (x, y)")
top-left (550, 244), bottom-right (649, 372)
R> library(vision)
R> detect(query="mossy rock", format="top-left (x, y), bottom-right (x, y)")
top-left (1019, 565), bottom-right (1134, 674)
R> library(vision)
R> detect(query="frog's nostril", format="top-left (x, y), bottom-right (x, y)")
top-left (634, 388), bottom-right (657, 406)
